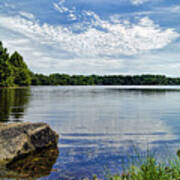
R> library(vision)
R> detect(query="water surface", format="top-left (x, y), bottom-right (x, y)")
top-left (1, 86), bottom-right (180, 179)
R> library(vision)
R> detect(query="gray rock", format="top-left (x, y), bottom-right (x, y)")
top-left (0, 122), bottom-right (59, 165)
top-left (0, 147), bottom-right (59, 179)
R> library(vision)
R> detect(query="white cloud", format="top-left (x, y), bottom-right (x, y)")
top-left (0, 4), bottom-right (180, 75)
top-left (19, 11), bottom-right (35, 20)
top-left (53, 1), bottom-right (68, 13)
top-left (164, 5), bottom-right (180, 14)
top-left (130, 0), bottom-right (149, 5)
top-left (3, 2), bottom-right (16, 9)
top-left (53, 1), bottom-right (77, 21)
top-left (0, 13), bottom-right (179, 59)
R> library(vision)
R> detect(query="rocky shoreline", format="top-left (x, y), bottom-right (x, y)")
top-left (0, 122), bottom-right (59, 165)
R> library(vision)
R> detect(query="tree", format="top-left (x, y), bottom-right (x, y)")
top-left (0, 42), bottom-right (14, 87)
top-left (9, 51), bottom-right (31, 86)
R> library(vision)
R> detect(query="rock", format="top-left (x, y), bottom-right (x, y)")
top-left (0, 147), bottom-right (59, 179)
top-left (0, 122), bottom-right (59, 165)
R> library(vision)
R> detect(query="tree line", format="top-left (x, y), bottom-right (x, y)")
top-left (0, 41), bottom-right (31, 87)
top-left (1, 41), bottom-right (180, 87)
top-left (31, 73), bottom-right (180, 86)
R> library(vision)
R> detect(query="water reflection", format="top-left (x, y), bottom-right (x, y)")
top-left (0, 88), bottom-right (30, 122)
top-left (2, 86), bottom-right (180, 179)
top-left (0, 147), bottom-right (59, 179)
top-left (20, 86), bottom-right (180, 179)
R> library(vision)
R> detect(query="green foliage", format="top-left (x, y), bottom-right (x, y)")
top-left (31, 73), bottom-right (50, 85)
top-left (32, 73), bottom-right (180, 86)
top-left (84, 157), bottom-right (180, 180)
top-left (106, 157), bottom-right (180, 180)
top-left (0, 42), bottom-right (14, 87)
top-left (9, 51), bottom-right (31, 86)
top-left (84, 149), bottom-right (180, 180)
top-left (0, 42), bottom-right (31, 87)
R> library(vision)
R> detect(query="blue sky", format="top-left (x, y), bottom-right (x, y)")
top-left (0, 0), bottom-right (180, 75)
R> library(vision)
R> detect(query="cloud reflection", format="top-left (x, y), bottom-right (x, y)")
top-left (19, 86), bottom-right (180, 179)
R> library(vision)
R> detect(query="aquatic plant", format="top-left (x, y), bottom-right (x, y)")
top-left (108, 156), bottom-right (180, 180)
top-left (86, 150), bottom-right (180, 180)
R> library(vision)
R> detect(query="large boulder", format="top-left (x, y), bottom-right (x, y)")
top-left (0, 147), bottom-right (59, 179)
top-left (0, 122), bottom-right (59, 165)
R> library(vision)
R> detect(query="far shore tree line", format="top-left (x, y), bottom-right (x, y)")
top-left (1, 41), bottom-right (180, 87)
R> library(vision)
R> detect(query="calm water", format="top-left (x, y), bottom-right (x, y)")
top-left (1, 86), bottom-right (180, 179)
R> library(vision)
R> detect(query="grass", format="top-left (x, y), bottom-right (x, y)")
top-left (85, 150), bottom-right (180, 180)
top-left (106, 150), bottom-right (180, 180)
top-left (108, 157), bottom-right (180, 180)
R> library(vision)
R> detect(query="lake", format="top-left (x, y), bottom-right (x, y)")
top-left (1, 86), bottom-right (180, 179)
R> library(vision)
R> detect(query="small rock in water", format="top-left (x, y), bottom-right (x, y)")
top-left (0, 122), bottom-right (59, 165)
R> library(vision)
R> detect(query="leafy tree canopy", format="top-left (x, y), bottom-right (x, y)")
top-left (0, 42), bottom-right (31, 87)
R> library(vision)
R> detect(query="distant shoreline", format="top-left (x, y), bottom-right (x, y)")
top-left (0, 86), bottom-right (29, 89)
top-left (31, 74), bottom-right (180, 86)
top-left (1, 41), bottom-right (180, 87)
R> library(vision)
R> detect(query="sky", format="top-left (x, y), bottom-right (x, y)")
top-left (0, 0), bottom-right (180, 76)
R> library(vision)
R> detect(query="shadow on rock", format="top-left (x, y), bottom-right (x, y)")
top-left (0, 146), bottom-right (59, 179)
